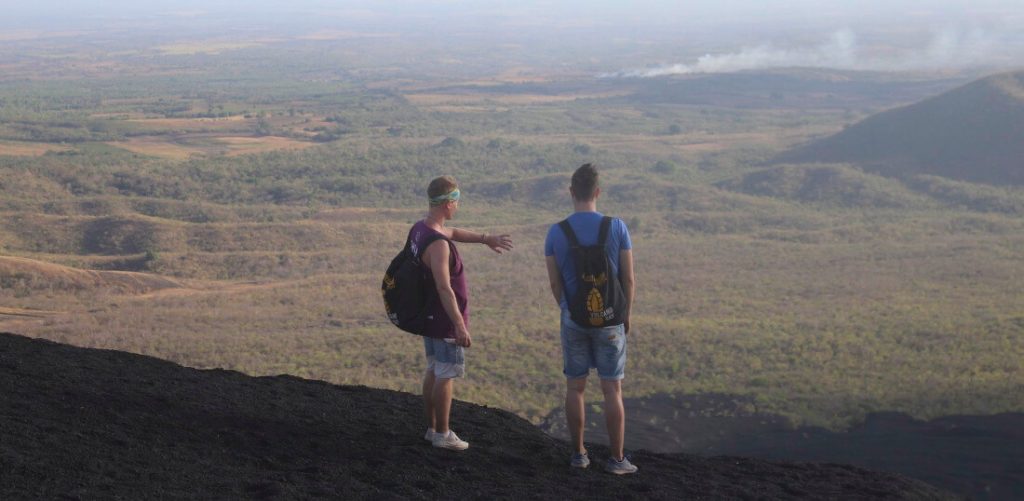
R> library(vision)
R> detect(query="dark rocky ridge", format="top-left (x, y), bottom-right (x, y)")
top-left (541, 394), bottom-right (1024, 500)
top-left (0, 333), bottom-right (953, 499)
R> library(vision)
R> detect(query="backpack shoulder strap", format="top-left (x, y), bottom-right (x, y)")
top-left (597, 216), bottom-right (613, 246)
top-left (402, 225), bottom-right (416, 253)
top-left (558, 219), bottom-right (581, 248)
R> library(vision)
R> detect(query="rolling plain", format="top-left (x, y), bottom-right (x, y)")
top-left (1, 28), bottom-right (1021, 435)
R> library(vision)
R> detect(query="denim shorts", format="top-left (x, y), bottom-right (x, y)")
top-left (424, 337), bottom-right (465, 379)
top-left (560, 309), bottom-right (626, 380)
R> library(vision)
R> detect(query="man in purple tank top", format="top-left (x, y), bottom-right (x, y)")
top-left (416, 175), bottom-right (513, 451)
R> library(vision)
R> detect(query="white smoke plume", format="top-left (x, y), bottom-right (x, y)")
top-left (604, 28), bottom-right (1019, 77)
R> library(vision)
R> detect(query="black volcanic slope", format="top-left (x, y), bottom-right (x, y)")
top-left (542, 394), bottom-right (1024, 500)
top-left (0, 333), bottom-right (953, 500)
top-left (779, 71), bottom-right (1024, 185)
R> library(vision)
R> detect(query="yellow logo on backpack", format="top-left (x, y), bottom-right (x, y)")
top-left (583, 272), bottom-right (610, 326)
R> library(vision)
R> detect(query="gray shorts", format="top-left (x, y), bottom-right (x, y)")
top-left (424, 337), bottom-right (465, 379)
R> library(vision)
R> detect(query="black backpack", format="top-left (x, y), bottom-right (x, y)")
top-left (559, 216), bottom-right (626, 328)
top-left (382, 227), bottom-right (449, 335)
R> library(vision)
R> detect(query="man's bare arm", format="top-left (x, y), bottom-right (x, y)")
top-left (545, 255), bottom-right (564, 307)
top-left (450, 227), bottom-right (513, 254)
top-left (424, 240), bottom-right (471, 347)
top-left (619, 249), bottom-right (635, 335)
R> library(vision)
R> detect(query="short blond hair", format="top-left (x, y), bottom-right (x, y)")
top-left (427, 175), bottom-right (458, 200)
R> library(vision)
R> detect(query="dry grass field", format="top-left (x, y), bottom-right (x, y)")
top-left (125, 116), bottom-right (249, 129)
top-left (404, 91), bottom-right (628, 109)
top-left (219, 136), bottom-right (319, 156)
top-left (106, 135), bottom-right (316, 159)
top-left (155, 40), bottom-right (275, 55)
top-left (0, 256), bottom-right (185, 294)
top-left (2, 203), bottom-right (1022, 426)
top-left (106, 138), bottom-right (209, 159)
top-left (0, 140), bottom-right (72, 156)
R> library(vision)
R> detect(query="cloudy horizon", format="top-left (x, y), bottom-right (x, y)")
top-left (3, 1), bottom-right (1023, 75)
top-left (603, 27), bottom-right (1024, 76)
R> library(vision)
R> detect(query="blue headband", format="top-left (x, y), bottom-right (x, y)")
top-left (429, 188), bottom-right (460, 206)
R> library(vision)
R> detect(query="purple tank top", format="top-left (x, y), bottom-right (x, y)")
top-left (409, 220), bottom-right (469, 339)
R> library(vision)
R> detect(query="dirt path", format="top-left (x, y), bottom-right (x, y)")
top-left (0, 306), bottom-right (60, 318)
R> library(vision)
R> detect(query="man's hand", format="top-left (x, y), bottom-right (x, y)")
top-left (624, 318), bottom-right (631, 335)
top-left (454, 325), bottom-right (472, 348)
top-left (484, 234), bottom-right (514, 254)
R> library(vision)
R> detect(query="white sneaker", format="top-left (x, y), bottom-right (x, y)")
top-left (424, 428), bottom-right (437, 442)
top-left (431, 430), bottom-right (469, 451)
top-left (605, 456), bottom-right (638, 475)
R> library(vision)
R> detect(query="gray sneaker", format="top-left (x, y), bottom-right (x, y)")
top-left (605, 456), bottom-right (638, 475)
top-left (432, 430), bottom-right (469, 451)
top-left (570, 451), bottom-right (590, 468)
top-left (424, 428), bottom-right (437, 442)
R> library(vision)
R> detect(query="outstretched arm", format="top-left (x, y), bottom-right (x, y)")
top-left (450, 227), bottom-right (513, 254)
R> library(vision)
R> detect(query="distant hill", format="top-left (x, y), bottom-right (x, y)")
top-left (0, 255), bottom-right (181, 294)
top-left (715, 164), bottom-right (932, 208)
top-left (715, 164), bottom-right (1024, 214)
top-left (779, 71), bottom-right (1024, 185)
top-left (0, 333), bottom-right (952, 500)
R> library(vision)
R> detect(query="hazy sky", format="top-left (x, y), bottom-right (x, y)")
top-left (3, 1), bottom-right (1023, 74)
top-left (4, 0), bottom-right (1021, 28)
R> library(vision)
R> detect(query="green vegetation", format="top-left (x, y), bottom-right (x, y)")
top-left (716, 164), bottom-right (938, 209)
top-left (1, 33), bottom-right (1021, 429)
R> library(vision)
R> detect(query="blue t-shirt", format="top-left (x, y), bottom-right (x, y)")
top-left (544, 212), bottom-right (632, 311)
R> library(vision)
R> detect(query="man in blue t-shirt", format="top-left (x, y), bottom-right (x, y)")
top-left (544, 163), bottom-right (637, 475)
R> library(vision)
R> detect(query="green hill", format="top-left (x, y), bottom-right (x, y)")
top-left (716, 164), bottom-right (931, 208)
top-left (779, 71), bottom-right (1024, 186)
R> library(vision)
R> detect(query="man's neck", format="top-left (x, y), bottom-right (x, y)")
top-left (424, 210), bottom-right (447, 229)
top-left (573, 200), bottom-right (598, 213)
